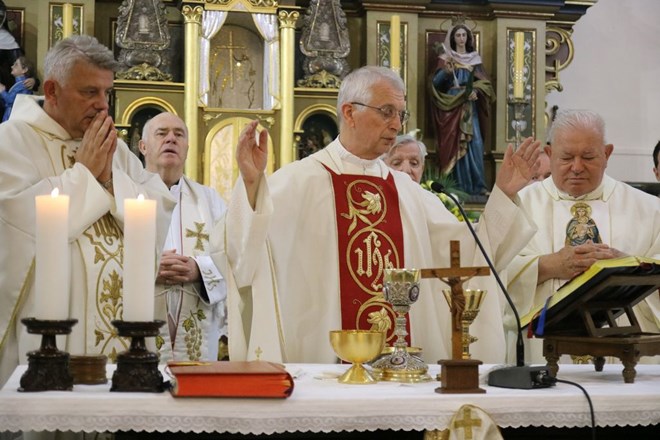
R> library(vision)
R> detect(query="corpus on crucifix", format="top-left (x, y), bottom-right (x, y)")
top-left (421, 240), bottom-right (490, 393)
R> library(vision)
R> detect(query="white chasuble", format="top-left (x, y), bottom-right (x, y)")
top-left (508, 176), bottom-right (660, 364)
top-left (0, 95), bottom-right (175, 386)
top-left (548, 200), bottom-right (610, 293)
top-left (211, 139), bottom-right (536, 365)
top-left (152, 177), bottom-right (227, 362)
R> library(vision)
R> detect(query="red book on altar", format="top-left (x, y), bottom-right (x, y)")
top-left (167, 360), bottom-right (294, 398)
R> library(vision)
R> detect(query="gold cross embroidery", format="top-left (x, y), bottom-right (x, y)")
top-left (185, 222), bottom-right (209, 251)
top-left (254, 346), bottom-right (263, 361)
top-left (452, 406), bottom-right (482, 440)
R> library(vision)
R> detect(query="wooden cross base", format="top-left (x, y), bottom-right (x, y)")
top-left (543, 334), bottom-right (660, 383)
top-left (435, 359), bottom-right (485, 394)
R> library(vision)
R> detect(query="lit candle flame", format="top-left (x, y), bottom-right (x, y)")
top-left (137, 194), bottom-right (145, 201)
top-left (51, 188), bottom-right (60, 197)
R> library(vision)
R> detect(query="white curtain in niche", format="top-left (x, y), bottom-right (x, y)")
top-left (252, 13), bottom-right (280, 110)
top-left (200, 10), bottom-right (228, 107)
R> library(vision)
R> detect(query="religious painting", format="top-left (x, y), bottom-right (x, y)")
top-left (4, 8), bottom-right (24, 48)
top-left (49, 3), bottom-right (83, 48)
top-left (297, 112), bottom-right (338, 159)
top-left (126, 106), bottom-right (165, 163)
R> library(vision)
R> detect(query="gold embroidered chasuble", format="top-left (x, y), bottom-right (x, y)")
top-left (0, 95), bottom-right (175, 386)
top-left (152, 176), bottom-right (227, 362)
top-left (507, 176), bottom-right (660, 364)
top-left (211, 139), bottom-right (536, 366)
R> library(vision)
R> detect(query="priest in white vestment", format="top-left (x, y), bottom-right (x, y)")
top-left (139, 113), bottom-right (227, 362)
top-left (508, 109), bottom-right (660, 364)
top-left (211, 66), bottom-right (541, 365)
top-left (0, 36), bottom-right (175, 387)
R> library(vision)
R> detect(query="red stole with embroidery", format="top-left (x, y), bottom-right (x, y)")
top-left (324, 165), bottom-right (409, 345)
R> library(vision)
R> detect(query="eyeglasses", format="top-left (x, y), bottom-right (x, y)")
top-left (351, 102), bottom-right (410, 124)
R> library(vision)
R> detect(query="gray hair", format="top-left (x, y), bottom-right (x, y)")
top-left (337, 66), bottom-right (405, 127)
top-left (384, 134), bottom-right (427, 160)
top-left (44, 35), bottom-right (119, 85)
top-left (547, 109), bottom-right (606, 146)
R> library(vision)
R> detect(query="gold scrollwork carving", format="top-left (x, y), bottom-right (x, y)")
top-left (278, 10), bottom-right (299, 29)
top-left (256, 115), bottom-right (275, 128)
top-left (297, 70), bottom-right (342, 89)
top-left (115, 63), bottom-right (173, 82)
top-left (545, 26), bottom-right (574, 94)
top-left (205, 0), bottom-right (278, 7)
top-left (202, 113), bottom-right (224, 124)
top-left (182, 5), bottom-right (203, 24)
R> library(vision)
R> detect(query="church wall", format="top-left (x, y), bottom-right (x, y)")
top-left (546, 0), bottom-right (660, 183)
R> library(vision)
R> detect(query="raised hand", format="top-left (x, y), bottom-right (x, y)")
top-left (495, 137), bottom-right (541, 199)
top-left (236, 119), bottom-right (269, 207)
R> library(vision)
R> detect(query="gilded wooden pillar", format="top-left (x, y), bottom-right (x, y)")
top-left (278, 9), bottom-right (299, 167)
top-left (182, 5), bottom-right (203, 181)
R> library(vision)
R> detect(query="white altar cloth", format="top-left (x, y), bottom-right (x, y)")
top-left (1, 363), bottom-right (659, 434)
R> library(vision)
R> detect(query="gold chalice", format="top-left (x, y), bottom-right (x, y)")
top-left (329, 330), bottom-right (385, 384)
top-left (443, 289), bottom-right (487, 359)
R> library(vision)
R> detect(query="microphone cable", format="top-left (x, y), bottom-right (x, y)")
top-left (430, 181), bottom-right (524, 367)
top-left (555, 377), bottom-right (596, 440)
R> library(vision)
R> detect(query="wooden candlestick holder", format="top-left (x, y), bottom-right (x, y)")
top-left (110, 320), bottom-right (165, 393)
top-left (19, 317), bottom-right (78, 392)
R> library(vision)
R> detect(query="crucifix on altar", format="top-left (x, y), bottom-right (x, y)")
top-left (421, 240), bottom-right (490, 394)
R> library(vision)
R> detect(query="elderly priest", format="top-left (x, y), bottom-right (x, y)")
top-left (507, 109), bottom-right (660, 363)
top-left (211, 65), bottom-right (541, 365)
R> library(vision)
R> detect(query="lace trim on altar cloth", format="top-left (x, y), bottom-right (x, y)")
top-left (1, 364), bottom-right (659, 435)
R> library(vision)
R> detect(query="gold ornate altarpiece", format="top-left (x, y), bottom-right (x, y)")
top-left (109, 0), bottom-right (594, 202)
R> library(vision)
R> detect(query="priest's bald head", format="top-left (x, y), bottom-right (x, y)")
top-left (337, 66), bottom-right (408, 160)
top-left (545, 109), bottom-right (614, 198)
top-left (139, 112), bottom-right (189, 188)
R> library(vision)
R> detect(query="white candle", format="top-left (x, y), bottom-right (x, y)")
top-left (123, 194), bottom-right (156, 321)
top-left (513, 31), bottom-right (525, 99)
top-left (62, 3), bottom-right (74, 39)
top-left (390, 15), bottom-right (400, 74)
top-left (34, 188), bottom-right (70, 320)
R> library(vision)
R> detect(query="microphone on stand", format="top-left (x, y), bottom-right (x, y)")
top-left (430, 182), bottom-right (553, 389)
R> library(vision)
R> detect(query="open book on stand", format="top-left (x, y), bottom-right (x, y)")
top-left (521, 256), bottom-right (660, 337)
top-left (167, 360), bottom-right (294, 398)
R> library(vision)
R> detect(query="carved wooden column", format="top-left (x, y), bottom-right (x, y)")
top-left (182, 5), bottom-right (203, 181)
top-left (277, 9), bottom-right (299, 167)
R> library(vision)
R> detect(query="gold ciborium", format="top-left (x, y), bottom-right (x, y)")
top-left (329, 330), bottom-right (385, 384)
top-left (443, 289), bottom-right (487, 359)
top-left (371, 268), bottom-right (431, 382)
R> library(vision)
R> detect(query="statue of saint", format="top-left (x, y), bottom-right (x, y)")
top-left (430, 23), bottom-right (495, 197)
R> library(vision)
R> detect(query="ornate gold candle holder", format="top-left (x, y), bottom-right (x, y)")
top-left (18, 317), bottom-right (78, 392)
top-left (442, 289), bottom-right (487, 359)
top-left (372, 268), bottom-right (431, 383)
top-left (110, 320), bottom-right (165, 393)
